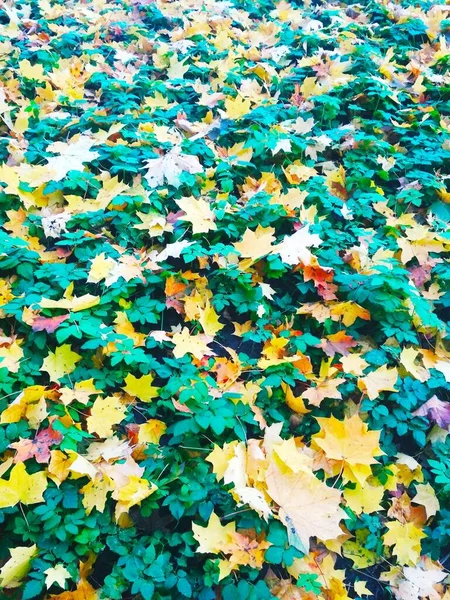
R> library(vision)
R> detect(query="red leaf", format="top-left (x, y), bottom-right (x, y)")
top-left (32, 314), bottom-right (69, 333)
top-left (10, 425), bottom-right (63, 463)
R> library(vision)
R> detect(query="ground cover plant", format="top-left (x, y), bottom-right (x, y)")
top-left (0, 0), bottom-right (449, 598)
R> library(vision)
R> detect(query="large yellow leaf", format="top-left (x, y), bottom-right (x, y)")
top-left (0, 545), bottom-right (38, 588)
top-left (86, 396), bottom-right (127, 438)
top-left (265, 463), bottom-right (345, 553)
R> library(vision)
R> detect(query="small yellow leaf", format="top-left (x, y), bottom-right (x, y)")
top-left (113, 476), bottom-right (157, 520)
top-left (87, 253), bottom-right (116, 284)
top-left (330, 301), bottom-right (370, 327)
top-left (138, 420), bottom-right (167, 445)
top-left (413, 483), bottom-right (439, 519)
top-left (233, 226), bottom-right (276, 261)
top-left (358, 365), bottom-right (398, 400)
top-left (44, 564), bottom-right (71, 589)
top-left (192, 512), bottom-right (236, 554)
top-left (344, 483), bottom-right (384, 515)
top-left (19, 60), bottom-right (45, 81)
top-left (176, 196), bottom-right (216, 235)
top-left (312, 414), bottom-right (384, 485)
top-left (171, 327), bottom-right (212, 360)
top-left (354, 580), bottom-right (372, 596)
top-left (40, 344), bottom-right (81, 381)
top-left (198, 300), bottom-right (224, 337)
top-left (80, 476), bottom-right (113, 515)
top-left (383, 521), bottom-right (426, 566)
top-left (122, 373), bottom-right (158, 402)
top-left (0, 341), bottom-right (24, 373)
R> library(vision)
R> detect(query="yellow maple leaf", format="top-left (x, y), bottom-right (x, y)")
top-left (167, 53), bottom-right (189, 79)
top-left (413, 483), bottom-right (439, 519)
top-left (224, 95), bottom-right (252, 119)
top-left (265, 463), bottom-right (345, 553)
top-left (358, 365), bottom-right (399, 400)
top-left (171, 327), bottom-right (212, 360)
top-left (40, 344), bottom-right (81, 381)
top-left (122, 373), bottom-right (158, 402)
top-left (283, 161), bottom-right (317, 185)
top-left (233, 225), bottom-right (276, 261)
top-left (44, 564), bottom-right (71, 589)
top-left (176, 196), bottom-right (217, 234)
top-left (0, 545), bottom-right (38, 588)
top-left (192, 512), bottom-right (236, 554)
top-left (86, 396), bottom-right (127, 438)
top-left (343, 482), bottom-right (385, 515)
top-left (113, 476), bottom-right (157, 520)
top-left (198, 300), bottom-right (224, 337)
top-left (206, 442), bottom-right (240, 481)
top-left (80, 476), bottom-right (113, 515)
top-left (87, 253), bottom-right (116, 283)
top-left (0, 341), bottom-right (24, 373)
top-left (138, 419), bottom-right (167, 445)
top-left (48, 450), bottom-right (75, 485)
top-left (301, 377), bottom-right (345, 407)
top-left (330, 301), bottom-right (371, 327)
top-left (19, 59), bottom-right (46, 81)
top-left (383, 521), bottom-right (426, 566)
top-left (312, 414), bottom-right (384, 484)
top-left (340, 354), bottom-right (369, 376)
top-left (399, 347), bottom-right (429, 382)
top-left (0, 463), bottom-right (47, 508)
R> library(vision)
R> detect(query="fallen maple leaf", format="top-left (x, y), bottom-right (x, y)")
top-left (31, 314), bottom-right (69, 333)
top-left (144, 147), bottom-right (203, 188)
top-left (171, 327), bottom-right (213, 360)
top-left (312, 414), bottom-right (384, 484)
top-left (265, 463), bottom-right (345, 553)
top-left (412, 395), bottom-right (450, 428)
top-left (358, 365), bottom-right (399, 400)
top-left (175, 196), bottom-right (217, 234)
top-left (383, 520), bottom-right (426, 566)
top-left (86, 396), bottom-right (127, 438)
top-left (40, 344), bottom-right (81, 382)
top-left (273, 225), bottom-right (322, 266)
top-left (233, 225), bottom-right (276, 261)
top-left (10, 425), bottom-right (63, 463)
top-left (0, 463), bottom-right (47, 508)
top-left (0, 545), bottom-right (38, 589)
top-left (122, 373), bottom-right (158, 402)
